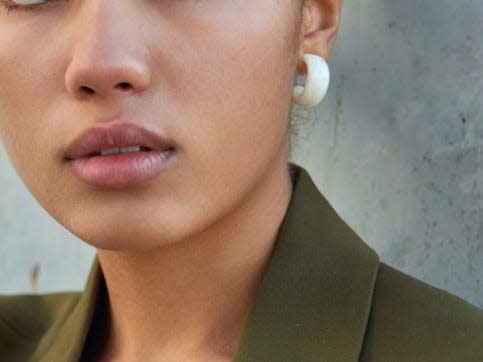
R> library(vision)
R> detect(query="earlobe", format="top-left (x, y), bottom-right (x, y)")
top-left (297, 0), bottom-right (342, 71)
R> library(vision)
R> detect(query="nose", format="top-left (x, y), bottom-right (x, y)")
top-left (65, 2), bottom-right (152, 100)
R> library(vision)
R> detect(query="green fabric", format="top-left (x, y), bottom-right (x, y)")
top-left (1, 165), bottom-right (482, 361)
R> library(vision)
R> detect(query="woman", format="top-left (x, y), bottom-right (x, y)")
top-left (0, 0), bottom-right (482, 361)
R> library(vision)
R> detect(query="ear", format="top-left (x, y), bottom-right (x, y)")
top-left (298, 0), bottom-right (343, 72)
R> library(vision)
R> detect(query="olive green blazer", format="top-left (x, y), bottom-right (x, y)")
top-left (1, 166), bottom-right (482, 361)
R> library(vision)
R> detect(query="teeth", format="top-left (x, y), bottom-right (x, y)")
top-left (100, 148), bottom-right (120, 156)
top-left (120, 146), bottom-right (141, 153)
top-left (100, 146), bottom-right (142, 156)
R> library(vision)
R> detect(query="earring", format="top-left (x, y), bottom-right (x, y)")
top-left (293, 54), bottom-right (330, 108)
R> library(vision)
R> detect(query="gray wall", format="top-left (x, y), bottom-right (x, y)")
top-left (291, 0), bottom-right (483, 308)
top-left (1, 1), bottom-right (482, 308)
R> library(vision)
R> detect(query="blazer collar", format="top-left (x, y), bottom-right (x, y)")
top-left (33, 257), bottom-right (103, 362)
top-left (34, 165), bottom-right (379, 361)
top-left (232, 166), bottom-right (380, 361)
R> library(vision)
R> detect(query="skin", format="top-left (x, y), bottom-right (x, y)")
top-left (0, 0), bottom-right (342, 361)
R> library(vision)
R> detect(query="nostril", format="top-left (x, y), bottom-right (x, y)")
top-left (80, 86), bottom-right (95, 95)
top-left (116, 82), bottom-right (132, 91)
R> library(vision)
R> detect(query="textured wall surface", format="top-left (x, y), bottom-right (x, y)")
top-left (291, 0), bottom-right (483, 308)
top-left (1, 1), bottom-right (482, 308)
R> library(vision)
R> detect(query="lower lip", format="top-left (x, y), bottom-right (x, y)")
top-left (69, 149), bottom-right (174, 187)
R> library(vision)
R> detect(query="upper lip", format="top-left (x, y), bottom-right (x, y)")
top-left (64, 123), bottom-right (174, 160)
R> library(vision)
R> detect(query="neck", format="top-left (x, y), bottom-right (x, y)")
top-left (94, 161), bottom-right (293, 361)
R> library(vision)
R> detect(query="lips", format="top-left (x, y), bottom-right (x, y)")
top-left (64, 123), bottom-right (175, 187)
top-left (64, 123), bottom-right (173, 160)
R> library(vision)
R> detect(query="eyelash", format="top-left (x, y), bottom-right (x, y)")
top-left (0, 0), bottom-right (59, 14)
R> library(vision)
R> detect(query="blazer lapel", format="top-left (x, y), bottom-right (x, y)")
top-left (233, 166), bottom-right (380, 362)
top-left (32, 258), bottom-right (103, 362)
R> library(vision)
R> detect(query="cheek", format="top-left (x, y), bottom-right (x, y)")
top-left (0, 45), bottom-right (68, 215)
top-left (0, 23), bottom-right (67, 195)
top-left (163, 5), bottom-right (297, 165)
top-left (148, 9), bottom-right (298, 235)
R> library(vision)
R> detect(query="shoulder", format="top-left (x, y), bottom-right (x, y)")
top-left (0, 292), bottom-right (80, 361)
top-left (361, 263), bottom-right (483, 361)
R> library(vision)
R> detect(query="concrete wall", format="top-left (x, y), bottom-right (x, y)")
top-left (1, 0), bottom-right (482, 308)
top-left (291, 0), bottom-right (483, 308)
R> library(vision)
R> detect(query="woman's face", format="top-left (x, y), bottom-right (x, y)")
top-left (0, 0), bottom-right (302, 250)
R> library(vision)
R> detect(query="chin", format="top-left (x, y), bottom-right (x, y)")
top-left (62, 207), bottom-right (210, 253)
top-left (75, 224), bottom-right (183, 252)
